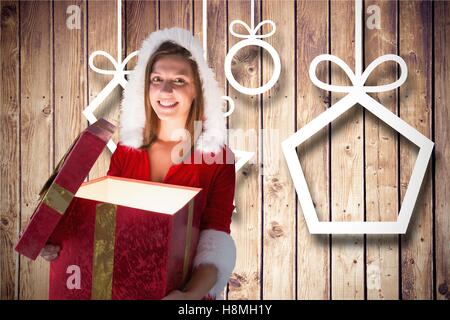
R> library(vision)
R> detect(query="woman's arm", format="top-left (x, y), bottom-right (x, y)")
top-left (182, 264), bottom-right (218, 299)
top-left (163, 264), bottom-right (218, 300)
top-left (164, 150), bottom-right (237, 300)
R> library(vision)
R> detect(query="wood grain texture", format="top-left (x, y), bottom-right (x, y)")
top-left (227, 0), bottom-right (262, 300)
top-left (0, 0), bottom-right (444, 300)
top-left (434, 0), bottom-right (450, 301)
top-left (18, 0), bottom-right (52, 300)
top-left (296, 0), bottom-right (330, 300)
top-left (0, 0), bottom-right (19, 300)
top-left (160, 0), bottom-right (192, 30)
top-left (125, 0), bottom-right (157, 71)
top-left (54, 0), bottom-right (87, 220)
top-left (399, 0), bottom-right (433, 300)
top-left (87, 0), bottom-right (120, 180)
top-left (364, 0), bottom-right (399, 300)
top-left (330, 0), bottom-right (365, 300)
top-left (192, 0), bottom-right (231, 299)
top-left (262, 0), bottom-right (296, 300)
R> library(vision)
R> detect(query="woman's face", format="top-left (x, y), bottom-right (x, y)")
top-left (149, 54), bottom-right (197, 123)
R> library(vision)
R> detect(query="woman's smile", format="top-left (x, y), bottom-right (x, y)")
top-left (158, 100), bottom-right (179, 108)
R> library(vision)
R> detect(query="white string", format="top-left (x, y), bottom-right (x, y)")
top-left (84, 0), bottom-right (138, 153)
top-left (251, 0), bottom-right (255, 30)
top-left (117, 0), bottom-right (122, 65)
top-left (308, 0), bottom-right (407, 94)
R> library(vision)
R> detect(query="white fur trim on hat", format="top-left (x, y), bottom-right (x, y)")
top-left (192, 229), bottom-right (237, 299)
top-left (120, 27), bottom-right (227, 154)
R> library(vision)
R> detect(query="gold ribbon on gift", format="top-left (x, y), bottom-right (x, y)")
top-left (41, 183), bottom-right (74, 215)
top-left (37, 132), bottom-right (83, 215)
top-left (91, 203), bottom-right (117, 300)
top-left (182, 200), bottom-right (195, 284)
top-left (90, 200), bottom-right (194, 299)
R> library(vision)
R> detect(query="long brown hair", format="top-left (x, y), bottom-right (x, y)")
top-left (142, 40), bottom-right (204, 155)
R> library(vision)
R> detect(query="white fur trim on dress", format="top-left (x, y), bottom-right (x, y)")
top-left (120, 27), bottom-right (227, 154)
top-left (192, 229), bottom-right (237, 299)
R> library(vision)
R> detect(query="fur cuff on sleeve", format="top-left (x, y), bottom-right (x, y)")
top-left (192, 229), bottom-right (236, 299)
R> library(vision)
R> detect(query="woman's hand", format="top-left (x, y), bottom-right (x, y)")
top-left (40, 244), bottom-right (60, 261)
top-left (161, 264), bottom-right (218, 300)
top-left (162, 289), bottom-right (194, 300)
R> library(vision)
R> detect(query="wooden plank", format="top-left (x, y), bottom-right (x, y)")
top-left (51, 0), bottom-right (88, 300)
top-left (192, 0), bottom-right (227, 89)
top-left (160, 0), bottom-right (192, 30)
top-left (330, 0), bottom-right (364, 300)
top-left (399, 0), bottom-right (433, 300)
top-left (296, 0), bottom-right (330, 300)
top-left (53, 0), bottom-right (88, 223)
top-left (364, 0), bottom-right (399, 300)
top-left (125, 0), bottom-right (157, 71)
top-left (192, 0), bottom-right (232, 300)
top-left (18, 0), bottom-right (53, 300)
top-left (435, 0), bottom-right (450, 301)
top-left (0, 0), bottom-right (20, 300)
top-left (87, 0), bottom-right (121, 180)
top-left (262, 0), bottom-right (296, 299)
top-left (226, 0), bottom-right (262, 300)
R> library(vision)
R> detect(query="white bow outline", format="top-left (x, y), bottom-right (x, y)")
top-left (83, 49), bottom-right (138, 153)
top-left (229, 19), bottom-right (276, 40)
top-left (309, 53), bottom-right (408, 94)
top-left (88, 50), bottom-right (138, 87)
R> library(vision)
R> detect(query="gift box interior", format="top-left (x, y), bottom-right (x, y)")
top-left (74, 176), bottom-right (200, 214)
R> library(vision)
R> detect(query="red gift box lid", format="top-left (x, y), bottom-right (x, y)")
top-left (15, 118), bottom-right (116, 260)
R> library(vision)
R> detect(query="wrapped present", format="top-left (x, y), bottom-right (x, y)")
top-left (15, 119), bottom-right (115, 260)
top-left (47, 176), bottom-right (202, 300)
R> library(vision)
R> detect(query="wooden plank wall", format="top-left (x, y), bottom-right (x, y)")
top-left (1, 0), bottom-right (448, 300)
top-left (365, 0), bottom-right (398, 300)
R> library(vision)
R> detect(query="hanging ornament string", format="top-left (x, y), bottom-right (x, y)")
top-left (201, 0), bottom-right (235, 118)
top-left (202, 0), bottom-right (255, 216)
top-left (83, 0), bottom-right (138, 152)
top-left (87, 0), bottom-right (138, 87)
top-left (282, 0), bottom-right (434, 234)
top-left (224, 0), bottom-right (281, 96)
top-left (308, 0), bottom-right (407, 96)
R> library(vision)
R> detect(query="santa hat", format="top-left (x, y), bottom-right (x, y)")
top-left (119, 27), bottom-right (227, 155)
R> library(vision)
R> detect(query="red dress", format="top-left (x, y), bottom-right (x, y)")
top-left (106, 143), bottom-right (236, 234)
top-left (106, 142), bottom-right (236, 299)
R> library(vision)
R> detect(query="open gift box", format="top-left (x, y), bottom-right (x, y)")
top-left (15, 118), bottom-right (115, 260)
top-left (15, 118), bottom-right (202, 299)
top-left (48, 176), bottom-right (202, 300)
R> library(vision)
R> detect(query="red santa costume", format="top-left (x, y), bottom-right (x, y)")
top-left (107, 27), bottom-right (237, 300)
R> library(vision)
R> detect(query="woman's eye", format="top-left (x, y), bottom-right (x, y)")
top-left (173, 78), bottom-right (185, 85)
top-left (151, 77), bottom-right (185, 85)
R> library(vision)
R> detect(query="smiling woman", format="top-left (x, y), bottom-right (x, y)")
top-left (38, 29), bottom-right (237, 301)
top-left (108, 28), bottom-right (237, 300)
top-left (143, 41), bottom-right (204, 154)
top-left (144, 42), bottom-right (203, 184)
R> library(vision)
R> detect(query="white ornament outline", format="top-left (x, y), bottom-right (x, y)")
top-left (223, 0), bottom-right (281, 96)
top-left (202, 0), bottom-right (255, 175)
top-left (82, 0), bottom-right (137, 153)
top-left (281, 0), bottom-right (434, 234)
